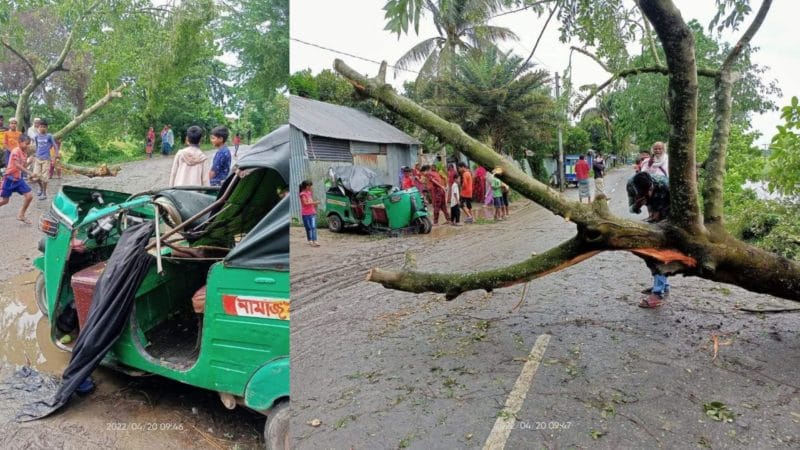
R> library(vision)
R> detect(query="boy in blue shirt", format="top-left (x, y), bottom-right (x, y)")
top-left (32, 119), bottom-right (57, 200)
top-left (208, 126), bottom-right (231, 186)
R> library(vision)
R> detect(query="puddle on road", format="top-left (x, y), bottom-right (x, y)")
top-left (0, 271), bottom-right (70, 374)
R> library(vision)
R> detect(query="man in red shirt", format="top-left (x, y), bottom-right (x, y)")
top-left (457, 162), bottom-right (474, 223)
top-left (0, 134), bottom-right (35, 223)
top-left (575, 154), bottom-right (591, 203)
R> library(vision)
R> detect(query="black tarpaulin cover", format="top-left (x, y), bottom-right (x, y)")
top-left (224, 194), bottom-right (289, 270)
top-left (18, 221), bottom-right (154, 421)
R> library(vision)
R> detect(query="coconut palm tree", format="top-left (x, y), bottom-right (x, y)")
top-left (393, 0), bottom-right (518, 82)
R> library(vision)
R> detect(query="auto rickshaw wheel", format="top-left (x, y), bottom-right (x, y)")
top-left (328, 214), bottom-right (343, 233)
top-left (35, 273), bottom-right (48, 317)
top-left (414, 216), bottom-right (432, 234)
top-left (264, 401), bottom-right (290, 450)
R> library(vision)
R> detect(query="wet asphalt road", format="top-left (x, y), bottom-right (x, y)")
top-left (290, 166), bottom-right (800, 449)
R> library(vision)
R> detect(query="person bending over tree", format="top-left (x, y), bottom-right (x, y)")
top-left (627, 171), bottom-right (671, 308)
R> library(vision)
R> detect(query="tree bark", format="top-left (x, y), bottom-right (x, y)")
top-left (60, 162), bottom-right (121, 178)
top-left (334, 58), bottom-right (800, 303)
top-left (638, 0), bottom-right (702, 233)
top-left (703, 0), bottom-right (772, 226)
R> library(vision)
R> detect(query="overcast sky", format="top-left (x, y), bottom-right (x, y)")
top-left (290, 0), bottom-right (798, 148)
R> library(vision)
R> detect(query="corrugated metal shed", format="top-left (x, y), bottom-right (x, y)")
top-left (290, 96), bottom-right (421, 145)
top-left (289, 125), bottom-right (310, 219)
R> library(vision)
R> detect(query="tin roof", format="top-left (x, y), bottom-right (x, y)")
top-left (289, 95), bottom-right (421, 145)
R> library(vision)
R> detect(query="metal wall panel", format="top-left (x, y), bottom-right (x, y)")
top-left (307, 136), bottom-right (353, 162)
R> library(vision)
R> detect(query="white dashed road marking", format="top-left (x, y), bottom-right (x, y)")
top-left (483, 334), bottom-right (551, 450)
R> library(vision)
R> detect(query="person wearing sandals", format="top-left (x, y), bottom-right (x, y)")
top-left (0, 135), bottom-right (36, 224)
top-left (627, 171), bottom-right (671, 308)
top-left (299, 180), bottom-right (321, 246)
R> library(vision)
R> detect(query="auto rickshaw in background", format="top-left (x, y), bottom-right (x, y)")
top-left (325, 165), bottom-right (432, 234)
top-left (33, 125), bottom-right (291, 449)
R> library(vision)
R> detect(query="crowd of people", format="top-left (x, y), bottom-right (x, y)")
top-left (0, 118), bottom-right (239, 225)
top-left (0, 115), bottom-right (64, 223)
top-left (401, 159), bottom-right (512, 226)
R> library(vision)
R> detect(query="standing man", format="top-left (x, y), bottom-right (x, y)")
top-left (208, 126), bottom-right (231, 186)
top-left (0, 134), bottom-right (35, 223)
top-left (457, 162), bottom-right (474, 223)
top-left (32, 119), bottom-right (57, 200)
top-left (27, 118), bottom-right (41, 141)
top-left (575, 154), bottom-right (591, 203)
top-left (592, 152), bottom-right (606, 198)
top-left (627, 171), bottom-right (672, 308)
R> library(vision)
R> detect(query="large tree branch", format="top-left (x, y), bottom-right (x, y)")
top-left (53, 83), bottom-right (127, 140)
top-left (335, 59), bottom-right (587, 222)
top-left (368, 238), bottom-right (594, 298)
top-left (639, 0), bottom-right (702, 233)
top-left (721, 0), bottom-right (771, 72)
top-left (703, 0), bottom-right (772, 225)
top-left (335, 58), bottom-right (800, 303)
top-left (572, 65), bottom-right (719, 117)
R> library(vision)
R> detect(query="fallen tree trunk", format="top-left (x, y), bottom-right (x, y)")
top-left (334, 58), bottom-right (800, 303)
top-left (60, 162), bottom-right (121, 178)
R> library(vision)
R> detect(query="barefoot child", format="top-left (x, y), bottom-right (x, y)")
top-left (0, 135), bottom-right (36, 223)
top-left (299, 180), bottom-right (321, 246)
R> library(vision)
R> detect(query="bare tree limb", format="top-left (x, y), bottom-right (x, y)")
top-left (0, 39), bottom-right (37, 76)
top-left (61, 162), bottom-right (121, 178)
top-left (703, 0), bottom-right (772, 225)
top-left (634, 0), bottom-right (663, 65)
top-left (570, 46), bottom-right (611, 73)
top-left (572, 65), bottom-right (719, 117)
top-left (53, 83), bottom-right (127, 140)
top-left (721, 0), bottom-right (772, 72)
top-left (515, 4), bottom-right (559, 78)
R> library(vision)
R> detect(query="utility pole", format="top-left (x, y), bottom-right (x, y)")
top-left (556, 72), bottom-right (565, 192)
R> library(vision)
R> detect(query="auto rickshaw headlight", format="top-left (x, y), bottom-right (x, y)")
top-left (39, 214), bottom-right (59, 237)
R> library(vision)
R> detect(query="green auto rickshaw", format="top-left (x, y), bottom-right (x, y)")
top-left (325, 166), bottom-right (432, 234)
top-left (33, 126), bottom-right (291, 448)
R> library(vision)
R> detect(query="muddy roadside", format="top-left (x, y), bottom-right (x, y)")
top-left (0, 149), bottom-right (264, 449)
top-left (290, 167), bottom-right (800, 449)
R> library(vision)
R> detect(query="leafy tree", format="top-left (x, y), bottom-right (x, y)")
top-left (220, 0), bottom-right (288, 135)
top-left (563, 125), bottom-right (590, 155)
top-left (767, 96), bottom-right (800, 196)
